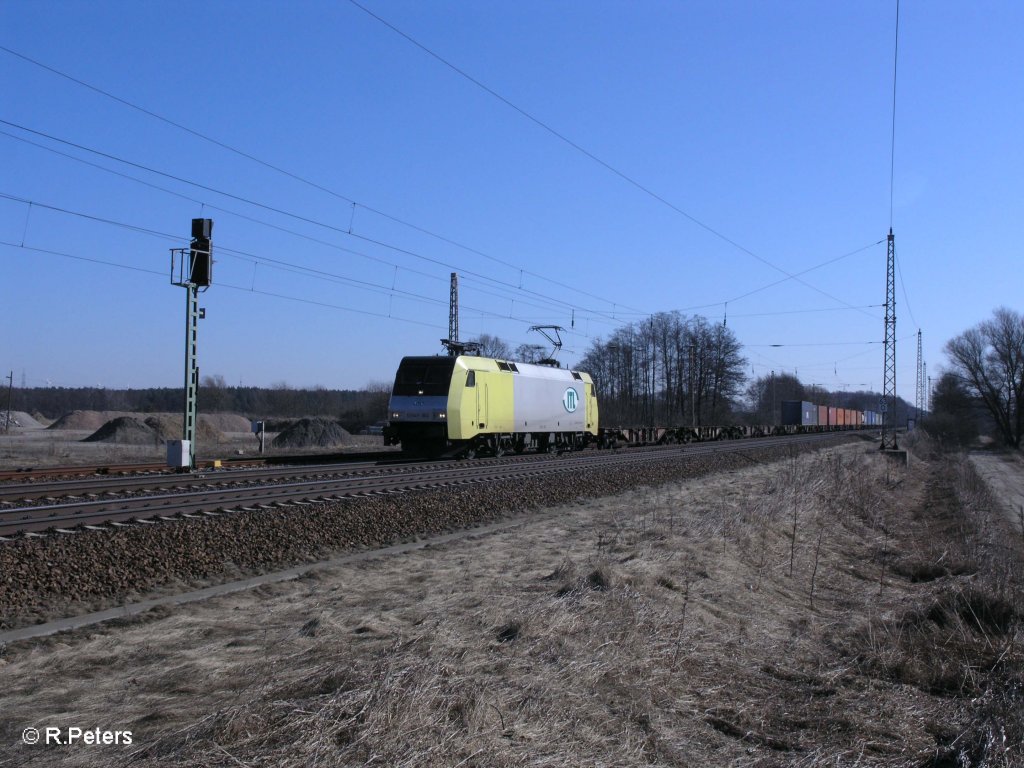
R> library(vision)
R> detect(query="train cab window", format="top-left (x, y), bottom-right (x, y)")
top-left (508, 363), bottom-right (519, 373)
top-left (393, 356), bottom-right (457, 396)
top-left (571, 371), bottom-right (583, 381)
top-left (466, 370), bottom-right (476, 387)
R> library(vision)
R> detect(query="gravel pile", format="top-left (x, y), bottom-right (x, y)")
top-left (272, 418), bottom-right (352, 448)
top-left (81, 417), bottom-right (160, 445)
top-left (0, 439), bottom-right (850, 630)
top-left (200, 413), bottom-right (253, 433)
top-left (0, 411), bottom-right (45, 429)
top-left (144, 415), bottom-right (224, 443)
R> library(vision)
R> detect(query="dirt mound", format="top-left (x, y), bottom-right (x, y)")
top-left (49, 410), bottom-right (130, 431)
top-left (141, 416), bottom-right (223, 443)
top-left (200, 413), bottom-right (253, 432)
top-left (272, 418), bottom-right (352, 448)
top-left (144, 415), bottom-right (180, 440)
top-left (82, 417), bottom-right (161, 445)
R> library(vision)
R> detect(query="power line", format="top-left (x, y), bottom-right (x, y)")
top-left (889, 0), bottom-right (900, 228)
top-left (0, 44), bottom-right (640, 315)
top-left (746, 341), bottom-right (884, 348)
top-left (594, 239), bottom-right (885, 322)
top-left (4, 37), bottom-right (891, 333)
top-left (0, 239), bottom-right (444, 330)
top-left (0, 192), bottom-right (596, 337)
top-left (346, 0), bottom-right (877, 316)
top-left (0, 239), bottom-right (165, 278)
top-left (895, 251), bottom-right (917, 327)
top-left (0, 121), bottom-right (621, 326)
top-left (728, 305), bottom-right (881, 320)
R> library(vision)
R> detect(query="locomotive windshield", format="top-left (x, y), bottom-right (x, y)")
top-left (392, 356), bottom-right (457, 396)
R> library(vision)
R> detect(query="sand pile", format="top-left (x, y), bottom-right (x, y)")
top-left (199, 413), bottom-right (253, 432)
top-left (0, 411), bottom-right (45, 429)
top-left (49, 411), bottom-right (132, 431)
top-left (81, 417), bottom-right (160, 445)
top-left (272, 418), bottom-right (352, 448)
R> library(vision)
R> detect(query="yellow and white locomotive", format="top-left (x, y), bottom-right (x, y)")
top-left (383, 355), bottom-right (599, 457)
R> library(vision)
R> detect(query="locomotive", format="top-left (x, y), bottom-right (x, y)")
top-left (383, 355), bottom-right (599, 457)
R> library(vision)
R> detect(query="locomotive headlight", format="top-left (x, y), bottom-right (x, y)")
top-left (436, 411), bottom-right (447, 420)
top-left (391, 411), bottom-right (401, 420)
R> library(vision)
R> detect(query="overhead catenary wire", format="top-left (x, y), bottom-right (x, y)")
top-left (345, 0), bottom-right (879, 318)
top-left (0, 239), bottom-right (444, 330)
top-left (1, 128), bottom-right (891, 378)
top-left (0, 193), bottom-right (595, 338)
top-left (0, 122), bottom-right (623, 328)
top-left (2, 32), bottom-right (905, 376)
top-left (7, 121), bottom-right (879, 336)
top-left (0, 44), bottom-right (641, 316)
top-left (884, 3), bottom-right (917, 333)
top-left (889, 0), bottom-right (900, 229)
top-left (6, 39), bottom-right (885, 326)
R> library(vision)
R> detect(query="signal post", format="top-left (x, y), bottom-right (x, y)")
top-left (169, 218), bottom-right (213, 470)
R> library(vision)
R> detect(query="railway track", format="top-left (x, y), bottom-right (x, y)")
top-left (0, 449), bottom-right (403, 483)
top-left (0, 433), bottom-right (851, 538)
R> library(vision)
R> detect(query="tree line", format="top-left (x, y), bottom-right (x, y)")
top-left (573, 312), bottom-right (747, 425)
top-left (473, 312), bottom-right (908, 428)
top-left (8, 379), bottom-right (391, 433)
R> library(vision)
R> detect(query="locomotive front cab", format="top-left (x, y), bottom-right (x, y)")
top-left (383, 356), bottom-right (457, 455)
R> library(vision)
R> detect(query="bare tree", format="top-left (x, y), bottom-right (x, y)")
top-left (744, 372), bottom-right (805, 424)
top-left (470, 334), bottom-right (512, 359)
top-left (515, 343), bottom-right (546, 363)
top-left (577, 312), bottom-right (747, 426)
top-left (945, 307), bottom-right (1024, 448)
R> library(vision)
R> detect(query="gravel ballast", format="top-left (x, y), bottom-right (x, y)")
top-left (0, 439), bottom-right (851, 631)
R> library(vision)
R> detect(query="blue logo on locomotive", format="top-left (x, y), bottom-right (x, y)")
top-left (563, 387), bottom-right (579, 413)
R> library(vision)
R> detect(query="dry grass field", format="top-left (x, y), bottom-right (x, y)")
top-left (1, 438), bottom-right (1022, 767)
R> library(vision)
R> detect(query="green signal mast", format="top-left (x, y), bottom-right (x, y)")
top-left (170, 218), bottom-right (213, 470)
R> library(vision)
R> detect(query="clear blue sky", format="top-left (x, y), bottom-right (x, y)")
top-left (1, 1), bottom-right (1020, 404)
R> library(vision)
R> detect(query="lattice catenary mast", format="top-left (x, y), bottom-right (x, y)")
top-left (915, 329), bottom-right (925, 421)
top-left (448, 272), bottom-right (458, 353)
top-left (880, 228), bottom-right (898, 449)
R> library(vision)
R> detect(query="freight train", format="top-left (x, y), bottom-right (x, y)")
top-left (383, 355), bottom-right (878, 457)
top-left (779, 400), bottom-right (882, 430)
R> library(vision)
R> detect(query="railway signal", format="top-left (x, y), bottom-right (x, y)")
top-left (170, 218), bottom-right (214, 470)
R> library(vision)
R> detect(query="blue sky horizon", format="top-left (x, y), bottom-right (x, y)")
top-left (2, 1), bottom-right (1020, 405)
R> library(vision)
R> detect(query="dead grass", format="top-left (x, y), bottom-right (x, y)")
top-left (1, 441), bottom-right (1022, 766)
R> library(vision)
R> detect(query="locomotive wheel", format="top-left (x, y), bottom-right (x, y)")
top-left (462, 445), bottom-right (477, 460)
